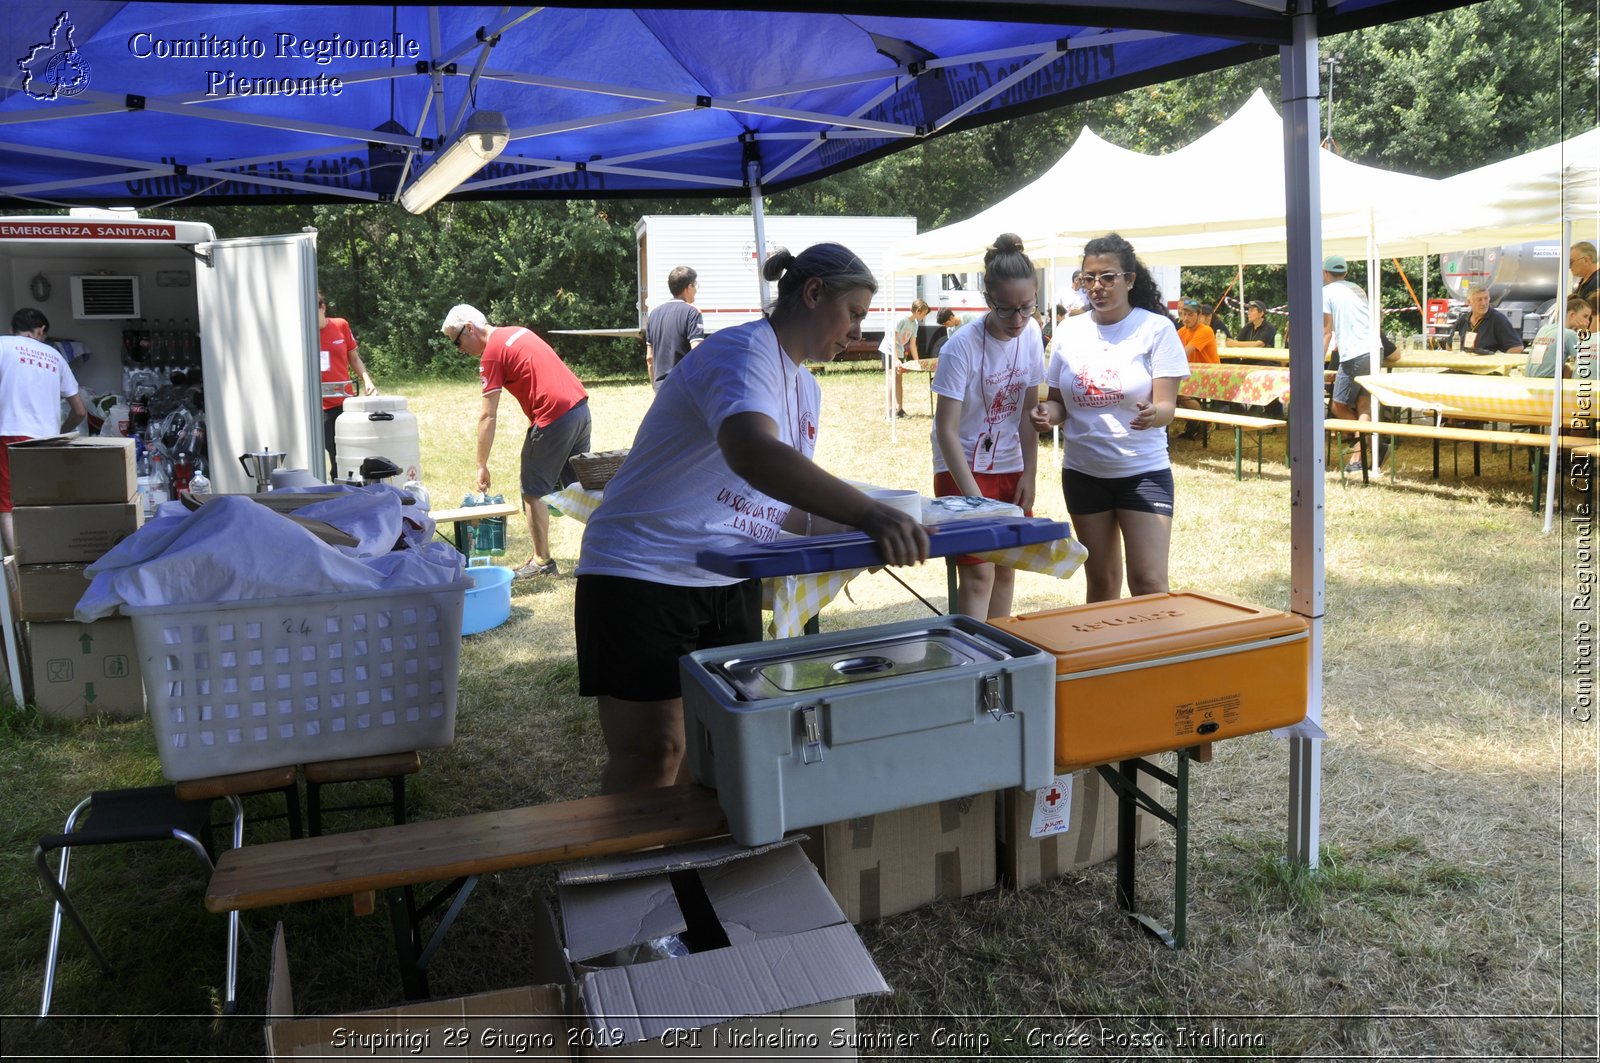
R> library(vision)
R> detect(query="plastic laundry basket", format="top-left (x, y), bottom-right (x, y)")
top-left (125, 579), bottom-right (470, 781)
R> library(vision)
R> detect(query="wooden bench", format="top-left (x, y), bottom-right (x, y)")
top-left (1171, 408), bottom-right (1287, 480)
top-left (206, 784), bottom-right (727, 998)
top-left (1324, 417), bottom-right (1595, 508)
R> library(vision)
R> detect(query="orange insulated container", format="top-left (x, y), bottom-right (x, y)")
top-left (989, 592), bottom-right (1309, 771)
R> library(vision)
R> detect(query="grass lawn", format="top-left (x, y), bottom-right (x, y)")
top-left (1, 363), bottom-right (1594, 1059)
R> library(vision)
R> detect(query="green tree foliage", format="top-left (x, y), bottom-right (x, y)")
top-left (8, 3), bottom-right (1585, 375)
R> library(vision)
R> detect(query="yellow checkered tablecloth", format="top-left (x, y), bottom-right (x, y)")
top-left (1180, 363), bottom-right (1336, 407)
top-left (544, 484), bottom-right (1087, 639)
top-left (1356, 373), bottom-right (1589, 423)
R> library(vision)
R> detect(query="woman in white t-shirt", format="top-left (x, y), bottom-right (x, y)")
top-left (1030, 233), bottom-right (1188, 603)
top-left (576, 244), bottom-right (930, 794)
top-left (930, 233), bottom-right (1044, 619)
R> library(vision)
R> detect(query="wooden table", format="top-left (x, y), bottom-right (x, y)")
top-left (1385, 351), bottom-right (1526, 374)
top-left (1357, 372), bottom-right (1590, 424)
top-left (429, 501), bottom-right (520, 555)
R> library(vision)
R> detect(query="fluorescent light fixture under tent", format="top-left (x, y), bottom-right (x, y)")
top-left (398, 111), bottom-right (510, 214)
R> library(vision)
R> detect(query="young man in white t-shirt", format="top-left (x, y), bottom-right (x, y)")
top-left (0, 308), bottom-right (87, 551)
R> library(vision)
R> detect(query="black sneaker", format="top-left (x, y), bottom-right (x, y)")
top-left (514, 558), bottom-right (558, 579)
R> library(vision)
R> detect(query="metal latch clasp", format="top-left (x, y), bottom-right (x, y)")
top-left (800, 706), bottom-right (824, 764)
top-left (982, 674), bottom-right (1013, 720)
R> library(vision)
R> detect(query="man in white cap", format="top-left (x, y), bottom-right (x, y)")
top-left (441, 304), bottom-right (591, 578)
top-left (1322, 255), bottom-right (1381, 473)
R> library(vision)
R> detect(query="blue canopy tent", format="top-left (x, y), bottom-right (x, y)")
top-left (1, 1), bottom-right (1484, 872)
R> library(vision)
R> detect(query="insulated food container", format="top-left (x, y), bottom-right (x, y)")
top-left (680, 615), bottom-right (1054, 846)
top-left (989, 591), bottom-right (1309, 771)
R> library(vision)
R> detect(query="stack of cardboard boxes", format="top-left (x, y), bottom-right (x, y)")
top-left (6, 436), bottom-right (143, 719)
top-left (802, 775), bottom-right (1155, 922)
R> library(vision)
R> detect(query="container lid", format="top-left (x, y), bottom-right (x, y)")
top-left (990, 591), bottom-right (1307, 672)
top-left (715, 627), bottom-right (1012, 700)
top-left (341, 394), bottom-right (410, 413)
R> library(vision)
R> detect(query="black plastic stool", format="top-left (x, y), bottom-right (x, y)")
top-left (35, 785), bottom-right (243, 1020)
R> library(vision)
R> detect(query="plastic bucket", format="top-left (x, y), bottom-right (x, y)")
top-left (335, 395), bottom-right (423, 485)
top-left (463, 562), bottom-right (514, 635)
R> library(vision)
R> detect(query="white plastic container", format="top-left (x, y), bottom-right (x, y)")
top-left (334, 395), bottom-right (423, 485)
top-left (125, 578), bottom-right (469, 780)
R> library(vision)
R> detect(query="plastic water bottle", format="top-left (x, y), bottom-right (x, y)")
top-left (188, 469), bottom-right (212, 497)
top-left (146, 453), bottom-right (171, 514)
top-left (402, 479), bottom-right (431, 511)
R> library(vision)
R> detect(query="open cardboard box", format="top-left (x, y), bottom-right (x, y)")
top-left (266, 899), bottom-right (576, 1062)
top-left (557, 837), bottom-right (889, 1058)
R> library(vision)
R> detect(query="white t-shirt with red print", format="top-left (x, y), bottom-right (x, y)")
top-left (1045, 307), bottom-right (1188, 478)
top-left (929, 315), bottom-right (1045, 475)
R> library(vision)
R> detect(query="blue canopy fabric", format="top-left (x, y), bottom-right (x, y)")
top-left (1, 1), bottom-right (1462, 208)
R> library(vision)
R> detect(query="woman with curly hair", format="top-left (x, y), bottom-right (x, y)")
top-left (1030, 233), bottom-right (1188, 603)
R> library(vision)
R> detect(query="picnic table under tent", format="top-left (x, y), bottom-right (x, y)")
top-left (0, 1), bottom-right (1491, 903)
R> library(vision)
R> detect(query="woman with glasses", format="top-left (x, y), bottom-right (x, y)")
top-left (576, 243), bottom-right (930, 793)
top-left (1030, 233), bottom-right (1188, 603)
top-left (929, 233), bottom-right (1045, 619)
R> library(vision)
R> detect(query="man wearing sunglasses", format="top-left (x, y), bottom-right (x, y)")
top-left (442, 304), bottom-right (591, 579)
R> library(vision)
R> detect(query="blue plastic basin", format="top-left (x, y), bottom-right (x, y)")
top-left (462, 564), bottom-right (514, 635)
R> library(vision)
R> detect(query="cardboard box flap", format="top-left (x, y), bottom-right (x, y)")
top-left (557, 834), bottom-right (793, 886)
top-left (561, 841), bottom-right (845, 963)
top-left (579, 922), bottom-right (888, 1048)
top-left (269, 921), bottom-right (295, 1020)
top-left (993, 591), bottom-right (1308, 673)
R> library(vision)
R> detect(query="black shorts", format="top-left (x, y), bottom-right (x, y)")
top-left (575, 574), bottom-right (762, 701)
top-left (1062, 466), bottom-right (1175, 516)
top-left (521, 399), bottom-right (591, 498)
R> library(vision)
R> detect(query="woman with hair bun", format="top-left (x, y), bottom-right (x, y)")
top-left (577, 242), bottom-right (930, 793)
top-left (1030, 232), bottom-right (1188, 603)
top-left (930, 233), bottom-right (1045, 619)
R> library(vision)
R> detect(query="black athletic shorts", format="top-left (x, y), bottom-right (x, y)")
top-left (575, 574), bottom-right (762, 701)
top-left (1061, 466), bottom-right (1175, 516)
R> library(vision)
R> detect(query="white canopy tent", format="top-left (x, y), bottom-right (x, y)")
top-left (1375, 129), bottom-right (1600, 532)
top-left (889, 89), bottom-right (1441, 272)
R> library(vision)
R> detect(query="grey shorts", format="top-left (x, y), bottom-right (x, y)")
top-left (1332, 354), bottom-right (1372, 406)
top-left (520, 399), bottom-right (591, 498)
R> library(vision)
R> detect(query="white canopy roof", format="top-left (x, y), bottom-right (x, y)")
top-left (1374, 128), bottom-right (1600, 253)
top-left (891, 89), bottom-right (1441, 269)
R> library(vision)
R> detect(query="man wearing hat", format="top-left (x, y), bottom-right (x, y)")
top-left (1322, 255), bottom-right (1380, 472)
top-left (1232, 300), bottom-right (1277, 348)
top-left (442, 304), bottom-right (591, 579)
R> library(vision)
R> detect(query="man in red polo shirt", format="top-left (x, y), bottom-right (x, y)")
top-left (441, 304), bottom-right (591, 579)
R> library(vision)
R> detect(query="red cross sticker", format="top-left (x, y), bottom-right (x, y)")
top-left (1043, 787), bottom-right (1063, 809)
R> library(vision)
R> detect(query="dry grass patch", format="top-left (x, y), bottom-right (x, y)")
top-left (0, 364), bottom-right (1592, 1060)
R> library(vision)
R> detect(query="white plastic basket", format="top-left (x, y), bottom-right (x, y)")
top-left (125, 579), bottom-right (470, 781)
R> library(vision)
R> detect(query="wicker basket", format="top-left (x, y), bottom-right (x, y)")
top-left (571, 449), bottom-right (630, 491)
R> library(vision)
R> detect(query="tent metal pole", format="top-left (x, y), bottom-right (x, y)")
top-left (1280, 11), bottom-right (1325, 870)
top-left (1543, 218), bottom-right (1571, 533)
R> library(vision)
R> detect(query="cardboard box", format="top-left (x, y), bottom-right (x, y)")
top-left (998, 769), bottom-right (1157, 890)
top-left (267, 903), bottom-right (576, 1062)
top-left (11, 563), bottom-right (91, 621)
top-left (25, 618), bottom-right (144, 720)
top-left (558, 838), bottom-right (888, 1057)
top-left (7, 435), bottom-right (136, 505)
top-left (799, 792), bottom-right (996, 924)
top-left (12, 501), bottom-right (141, 564)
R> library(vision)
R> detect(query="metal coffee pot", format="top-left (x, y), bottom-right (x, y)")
top-left (238, 446), bottom-right (287, 492)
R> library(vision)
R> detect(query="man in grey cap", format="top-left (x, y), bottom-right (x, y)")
top-left (1321, 255), bottom-right (1380, 473)
top-left (1232, 300), bottom-right (1277, 348)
